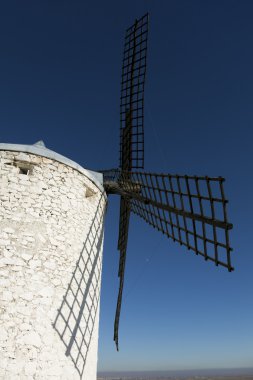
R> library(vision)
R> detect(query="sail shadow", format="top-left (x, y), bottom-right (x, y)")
top-left (53, 192), bottom-right (106, 378)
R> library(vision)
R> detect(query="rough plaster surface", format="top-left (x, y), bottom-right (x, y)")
top-left (0, 150), bottom-right (107, 379)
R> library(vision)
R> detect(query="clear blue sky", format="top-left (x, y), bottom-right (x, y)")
top-left (1, 0), bottom-right (252, 373)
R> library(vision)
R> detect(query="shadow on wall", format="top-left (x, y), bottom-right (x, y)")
top-left (53, 192), bottom-right (106, 378)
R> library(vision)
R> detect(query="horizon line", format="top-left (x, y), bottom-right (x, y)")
top-left (98, 366), bottom-right (253, 374)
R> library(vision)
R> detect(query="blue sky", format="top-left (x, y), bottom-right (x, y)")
top-left (1, 0), bottom-right (253, 372)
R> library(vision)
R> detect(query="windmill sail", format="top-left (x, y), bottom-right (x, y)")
top-left (130, 171), bottom-right (233, 270)
top-left (100, 12), bottom-right (233, 351)
top-left (113, 13), bottom-right (149, 350)
top-left (114, 197), bottom-right (131, 350)
top-left (103, 169), bottom-right (233, 271)
top-left (120, 13), bottom-right (149, 170)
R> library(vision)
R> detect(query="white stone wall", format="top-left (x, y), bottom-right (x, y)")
top-left (0, 150), bottom-right (107, 379)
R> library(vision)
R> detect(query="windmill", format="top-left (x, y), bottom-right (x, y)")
top-left (101, 13), bottom-right (233, 351)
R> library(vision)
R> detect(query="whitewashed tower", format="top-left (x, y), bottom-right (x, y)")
top-left (0, 141), bottom-right (106, 379)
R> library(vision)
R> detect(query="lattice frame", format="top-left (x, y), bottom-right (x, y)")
top-left (119, 13), bottom-right (149, 170)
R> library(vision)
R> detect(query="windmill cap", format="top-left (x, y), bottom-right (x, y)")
top-left (0, 141), bottom-right (103, 190)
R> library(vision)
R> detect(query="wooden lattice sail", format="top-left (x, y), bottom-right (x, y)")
top-left (100, 12), bottom-right (233, 351)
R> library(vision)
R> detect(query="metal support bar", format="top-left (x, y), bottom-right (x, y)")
top-left (104, 181), bottom-right (233, 230)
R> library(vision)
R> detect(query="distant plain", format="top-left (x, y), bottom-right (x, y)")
top-left (97, 368), bottom-right (253, 380)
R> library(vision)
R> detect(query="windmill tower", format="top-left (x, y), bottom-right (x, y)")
top-left (0, 12), bottom-right (233, 380)
top-left (0, 142), bottom-right (106, 379)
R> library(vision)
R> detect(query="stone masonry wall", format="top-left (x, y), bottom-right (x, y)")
top-left (0, 150), bottom-right (107, 379)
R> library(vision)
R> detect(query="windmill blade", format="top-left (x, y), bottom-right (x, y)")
top-left (114, 197), bottom-right (131, 350)
top-left (131, 171), bottom-right (233, 271)
top-left (118, 197), bottom-right (131, 252)
top-left (103, 169), bottom-right (233, 271)
top-left (100, 169), bottom-right (131, 349)
top-left (120, 13), bottom-right (149, 170)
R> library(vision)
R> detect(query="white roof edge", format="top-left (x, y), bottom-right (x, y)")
top-left (0, 143), bottom-right (104, 192)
